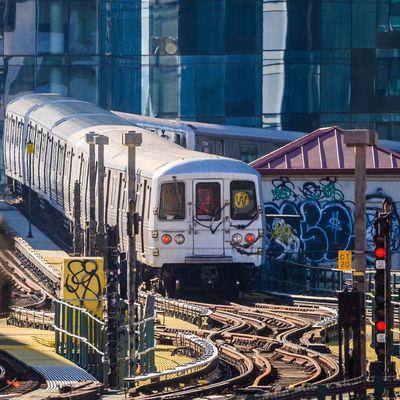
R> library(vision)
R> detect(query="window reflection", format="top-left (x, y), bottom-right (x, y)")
top-left (376, 49), bottom-right (400, 96)
top-left (37, 65), bottom-right (67, 95)
top-left (69, 65), bottom-right (98, 104)
top-left (69, 1), bottom-right (98, 55)
top-left (38, 0), bottom-right (65, 55)
top-left (378, 0), bottom-right (400, 32)
top-left (4, 0), bottom-right (36, 56)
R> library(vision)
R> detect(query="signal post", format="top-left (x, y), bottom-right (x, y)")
top-left (370, 200), bottom-right (396, 381)
top-left (344, 129), bottom-right (378, 377)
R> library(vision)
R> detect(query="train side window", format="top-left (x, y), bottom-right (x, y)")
top-left (230, 181), bottom-right (257, 220)
top-left (239, 144), bottom-right (257, 163)
top-left (196, 182), bottom-right (221, 221)
top-left (159, 182), bottom-right (185, 220)
top-left (109, 176), bottom-right (116, 208)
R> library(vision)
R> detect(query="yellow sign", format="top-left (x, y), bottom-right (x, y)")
top-left (26, 142), bottom-right (34, 154)
top-left (234, 191), bottom-right (250, 208)
top-left (62, 257), bottom-right (105, 318)
top-left (338, 250), bottom-right (352, 271)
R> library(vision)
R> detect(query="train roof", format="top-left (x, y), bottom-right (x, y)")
top-left (7, 94), bottom-right (258, 177)
top-left (113, 111), bottom-right (305, 142)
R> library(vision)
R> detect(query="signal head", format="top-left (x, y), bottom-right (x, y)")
top-left (376, 320), bottom-right (386, 332)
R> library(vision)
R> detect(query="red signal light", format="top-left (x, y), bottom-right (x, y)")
top-left (374, 247), bottom-right (386, 259)
top-left (376, 321), bottom-right (386, 332)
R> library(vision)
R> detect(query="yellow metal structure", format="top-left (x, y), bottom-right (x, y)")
top-left (62, 257), bottom-right (105, 318)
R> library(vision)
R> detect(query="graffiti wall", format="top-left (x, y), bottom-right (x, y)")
top-left (263, 176), bottom-right (400, 268)
top-left (62, 257), bottom-right (105, 318)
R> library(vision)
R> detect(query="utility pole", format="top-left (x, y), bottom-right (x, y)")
top-left (344, 129), bottom-right (378, 378)
top-left (122, 131), bottom-right (142, 377)
top-left (26, 140), bottom-right (34, 238)
top-left (73, 180), bottom-right (83, 255)
top-left (86, 132), bottom-right (97, 256)
top-left (94, 134), bottom-right (109, 257)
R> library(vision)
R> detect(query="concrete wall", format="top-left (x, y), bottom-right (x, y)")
top-left (261, 175), bottom-right (400, 269)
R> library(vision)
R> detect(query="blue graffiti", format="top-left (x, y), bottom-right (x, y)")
top-left (266, 177), bottom-right (400, 265)
top-left (265, 200), bottom-right (354, 263)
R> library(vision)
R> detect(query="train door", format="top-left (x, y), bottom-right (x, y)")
top-left (192, 180), bottom-right (225, 255)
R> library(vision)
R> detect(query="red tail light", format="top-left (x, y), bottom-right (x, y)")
top-left (245, 233), bottom-right (256, 245)
top-left (161, 234), bottom-right (172, 245)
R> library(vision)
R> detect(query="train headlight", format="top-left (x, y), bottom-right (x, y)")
top-left (161, 234), bottom-right (172, 245)
top-left (245, 233), bottom-right (256, 245)
top-left (231, 233), bottom-right (242, 244)
top-left (174, 234), bottom-right (185, 244)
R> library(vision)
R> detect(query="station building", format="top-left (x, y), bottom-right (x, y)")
top-left (1, 1), bottom-right (400, 141)
top-left (251, 126), bottom-right (400, 294)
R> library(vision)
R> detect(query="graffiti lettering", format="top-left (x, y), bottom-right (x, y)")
top-left (266, 177), bottom-right (400, 265)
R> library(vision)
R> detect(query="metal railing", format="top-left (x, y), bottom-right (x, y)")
top-left (7, 306), bottom-right (54, 330)
top-left (54, 299), bottom-right (106, 382)
top-left (139, 292), bottom-right (212, 327)
top-left (124, 331), bottom-right (218, 391)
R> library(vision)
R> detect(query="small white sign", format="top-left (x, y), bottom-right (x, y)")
top-left (377, 333), bottom-right (386, 343)
top-left (376, 260), bottom-right (386, 270)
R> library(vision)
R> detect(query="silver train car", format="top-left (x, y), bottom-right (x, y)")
top-left (3, 94), bottom-right (265, 296)
top-left (114, 111), bottom-right (400, 159)
top-left (113, 111), bottom-right (305, 162)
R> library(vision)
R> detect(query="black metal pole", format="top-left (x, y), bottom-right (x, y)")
top-left (27, 151), bottom-right (33, 238)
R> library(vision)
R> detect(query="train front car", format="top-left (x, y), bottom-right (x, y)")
top-left (148, 158), bottom-right (265, 297)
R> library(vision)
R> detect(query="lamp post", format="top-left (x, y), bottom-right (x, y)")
top-left (26, 140), bottom-right (34, 238)
top-left (122, 131), bottom-right (142, 377)
top-left (343, 129), bottom-right (378, 378)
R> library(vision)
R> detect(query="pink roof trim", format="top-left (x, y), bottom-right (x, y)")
top-left (251, 126), bottom-right (400, 175)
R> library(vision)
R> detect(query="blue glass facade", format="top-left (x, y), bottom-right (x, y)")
top-left (262, 0), bottom-right (400, 139)
top-left (142, 0), bottom-right (263, 126)
top-left (1, 1), bottom-right (400, 139)
top-left (0, 0), bottom-right (142, 132)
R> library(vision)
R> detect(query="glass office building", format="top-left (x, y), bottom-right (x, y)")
top-left (0, 0), bottom-right (142, 132)
top-left (263, 0), bottom-right (400, 139)
top-left (1, 0), bottom-right (400, 140)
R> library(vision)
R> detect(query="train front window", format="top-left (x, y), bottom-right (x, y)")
top-left (159, 182), bottom-right (185, 220)
top-left (196, 182), bottom-right (221, 221)
top-left (230, 181), bottom-right (257, 220)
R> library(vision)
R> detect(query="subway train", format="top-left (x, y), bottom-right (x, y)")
top-left (114, 111), bottom-right (400, 159)
top-left (3, 94), bottom-right (265, 296)
top-left (113, 111), bottom-right (305, 162)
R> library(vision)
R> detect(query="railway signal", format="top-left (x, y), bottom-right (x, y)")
top-left (370, 200), bottom-right (396, 380)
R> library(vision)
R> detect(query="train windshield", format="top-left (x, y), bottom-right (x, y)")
top-left (159, 182), bottom-right (185, 220)
top-left (196, 182), bottom-right (221, 221)
top-left (230, 181), bottom-right (257, 220)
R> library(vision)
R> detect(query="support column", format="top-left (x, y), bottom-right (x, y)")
top-left (94, 134), bottom-right (109, 257)
top-left (122, 131), bottom-right (142, 377)
top-left (344, 129), bottom-right (378, 378)
top-left (73, 180), bottom-right (83, 255)
top-left (86, 132), bottom-right (97, 257)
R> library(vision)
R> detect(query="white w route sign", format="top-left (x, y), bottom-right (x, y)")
top-left (338, 250), bottom-right (352, 271)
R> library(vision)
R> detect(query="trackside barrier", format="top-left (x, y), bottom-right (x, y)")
top-left (240, 377), bottom-right (400, 399)
top-left (124, 332), bottom-right (218, 393)
top-left (8, 306), bottom-right (54, 330)
top-left (139, 292), bottom-right (212, 327)
top-left (5, 226), bottom-right (60, 284)
top-left (54, 299), bottom-right (106, 382)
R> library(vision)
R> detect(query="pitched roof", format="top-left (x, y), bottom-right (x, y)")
top-left (251, 126), bottom-right (400, 176)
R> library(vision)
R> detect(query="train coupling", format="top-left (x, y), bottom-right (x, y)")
top-left (201, 266), bottom-right (219, 288)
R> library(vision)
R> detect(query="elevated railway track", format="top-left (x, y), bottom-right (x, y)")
top-left (0, 205), bottom-right (341, 398)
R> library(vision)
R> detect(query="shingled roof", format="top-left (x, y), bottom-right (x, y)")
top-left (251, 126), bottom-right (400, 175)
